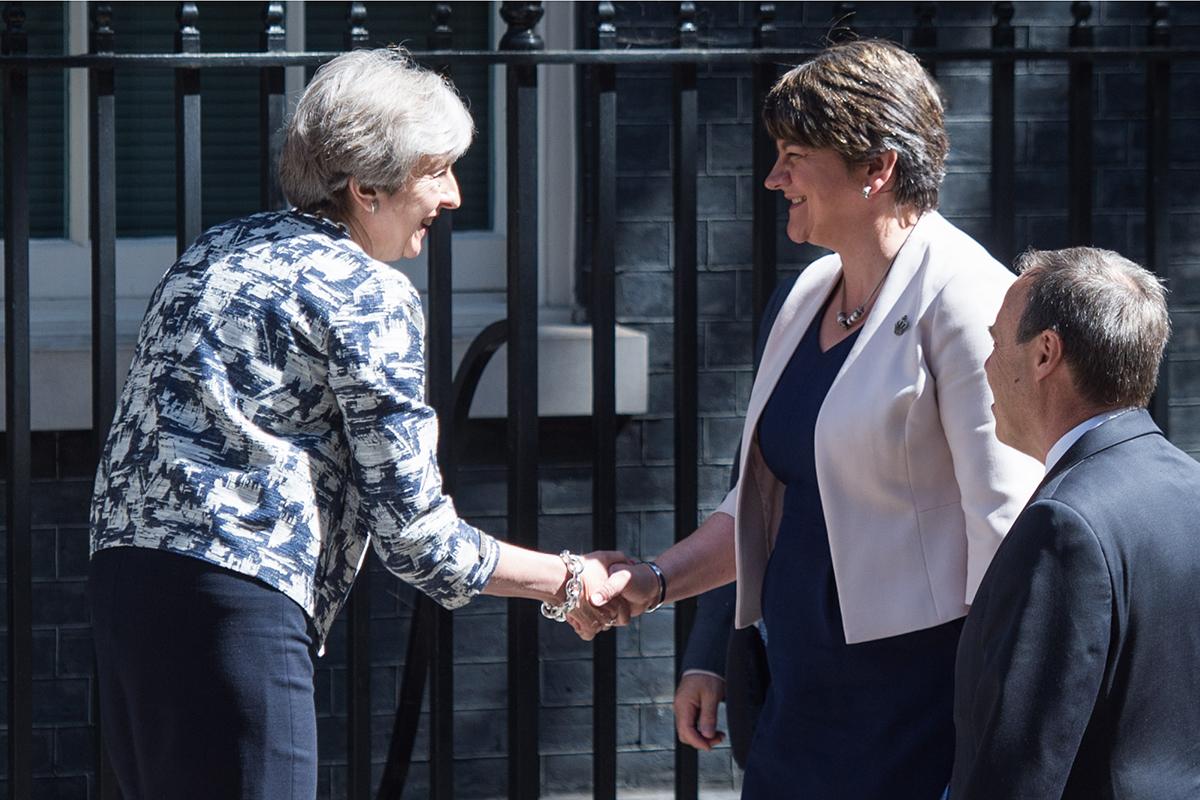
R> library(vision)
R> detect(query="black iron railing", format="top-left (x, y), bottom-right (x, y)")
top-left (2, 2), bottom-right (1196, 799)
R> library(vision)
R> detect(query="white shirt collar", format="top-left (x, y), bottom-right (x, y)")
top-left (1043, 408), bottom-right (1135, 475)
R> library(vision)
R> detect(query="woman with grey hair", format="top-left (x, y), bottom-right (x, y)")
top-left (89, 48), bottom-right (623, 799)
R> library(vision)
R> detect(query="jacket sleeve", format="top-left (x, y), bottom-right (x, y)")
top-left (950, 500), bottom-right (1111, 799)
top-left (326, 280), bottom-right (499, 610)
top-left (680, 582), bottom-right (737, 677)
top-left (927, 270), bottom-right (1042, 603)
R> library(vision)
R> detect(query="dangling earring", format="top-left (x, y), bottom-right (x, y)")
top-left (371, 200), bottom-right (379, 214)
top-left (861, 186), bottom-right (871, 200)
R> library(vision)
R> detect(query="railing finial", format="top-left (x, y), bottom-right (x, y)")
top-left (915, 2), bottom-right (936, 31)
top-left (499, 2), bottom-right (544, 51)
top-left (346, 2), bottom-right (368, 50)
top-left (430, 3), bottom-right (453, 50)
top-left (176, 2), bottom-right (199, 52)
top-left (754, 3), bottom-right (776, 49)
top-left (93, 2), bottom-right (114, 53)
top-left (677, 2), bottom-right (698, 48)
top-left (1071, 1), bottom-right (1093, 29)
top-left (596, 1), bottom-right (616, 49)
top-left (1149, 1), bottom-right (1170, 47)
top-left (1070, 1), bottom-right (1092, 46)
top-left (913, 2), bottom-right (937, 55)
top-left (261, 1), bottom-right (285, 49)
top-left (993, 2), bottom-right (1015, 47)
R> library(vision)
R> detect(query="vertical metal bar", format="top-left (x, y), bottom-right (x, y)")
top-left (175, 2), bottom-right (201, 256)
top-left (332, 5), bottom-right (372, 797)
top-left (342, 9), bottom-right (372, 798)
top-left (1146, 1), bottom-right (1171, 433)
top-left (3, 6), bottom-right (32, 799)
top-left (913, 2), bottom-right (938, 76)
top-left (990, 2), bottom-right (1016, 267)
top-left (751, 3), bottom-right (777, 339)
top-left (500, 3), bottom-right (544, 798)
top-left (90, 6), bottom-right (121, 794)
top-left (591, 5), bottom-right (618, 798)
top-left (426, 7), bottom-right (457, 799)
top-left (259, 1), bottom-right (285, 211)
top-left (672, 4), bottom-right (699, 800)
top-left (1068, 1), bottom-right (1093, 246)
top-left (346, 1), bottom-right (367, 49)
top-left (91, 3), bottom-right (117, 455)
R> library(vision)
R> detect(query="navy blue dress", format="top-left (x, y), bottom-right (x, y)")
top-left (741, 307), bottom-right (963, 800)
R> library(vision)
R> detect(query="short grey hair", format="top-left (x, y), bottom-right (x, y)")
top-left (279, 48), bottom-right (474, 215)
top-left (1015, 247), bottom-right (1170, 409)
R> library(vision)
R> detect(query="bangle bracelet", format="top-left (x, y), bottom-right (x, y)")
top-left (540, 550), bottom-right (583, 623)
top-left (641, 561), bottom-right (667, 613)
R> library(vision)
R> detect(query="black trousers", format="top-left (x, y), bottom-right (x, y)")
top-left (90, 547), bottom-right (318, 800)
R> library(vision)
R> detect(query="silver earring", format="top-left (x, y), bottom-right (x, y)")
top-left (862, 186), bottom-right (871, 199)
top-left (371, 200), bottom-right (378, 214)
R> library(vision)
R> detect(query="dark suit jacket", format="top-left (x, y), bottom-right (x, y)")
top-left (951, 409), bottom-right (1200, 800)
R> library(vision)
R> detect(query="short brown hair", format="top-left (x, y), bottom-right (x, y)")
top-left (1016, 247), bottom-right (1170, 409)
top-left (762, 39), bottom-right (947, 212)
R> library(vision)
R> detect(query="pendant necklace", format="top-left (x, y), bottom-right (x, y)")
top-left (835, 224), bottom-right (917, 330)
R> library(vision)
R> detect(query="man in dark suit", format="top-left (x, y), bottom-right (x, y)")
top-left (951, 247), bottom-right (1200, 799)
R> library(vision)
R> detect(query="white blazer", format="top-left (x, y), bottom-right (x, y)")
top-left (716, 212), bottom-right (1042, 643)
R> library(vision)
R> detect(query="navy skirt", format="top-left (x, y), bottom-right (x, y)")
top-left (90, 546), bottom-right (318, 800)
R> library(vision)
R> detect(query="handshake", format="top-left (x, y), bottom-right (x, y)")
top-left (557, 551), bottom-right (668, 641)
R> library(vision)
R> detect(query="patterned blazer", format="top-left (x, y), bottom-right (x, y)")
top-left (91, 211), bottom-right (499, 646)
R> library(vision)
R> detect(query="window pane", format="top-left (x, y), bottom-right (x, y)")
top-left (0, 1), bottom-right (66, 238)
top-left (112, 1), bottom-right (263, 235)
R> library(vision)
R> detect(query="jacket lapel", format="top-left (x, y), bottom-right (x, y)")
top-left (1034, 408), bottom-right (1163, 499)
top-left (835, 212), bottom-right (941, 382)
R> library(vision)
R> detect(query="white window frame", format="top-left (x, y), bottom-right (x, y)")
top-left (1, 1), bottom-right (648, 430)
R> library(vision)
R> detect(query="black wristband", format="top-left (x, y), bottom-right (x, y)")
top-left (642, 561), bottom-right (667, 613)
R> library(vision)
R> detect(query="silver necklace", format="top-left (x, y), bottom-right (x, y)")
top-left (835, 226), bottom-right (916, 330)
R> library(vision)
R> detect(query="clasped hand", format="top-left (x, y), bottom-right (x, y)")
top-left (565, 554), bottom-right (662, 641)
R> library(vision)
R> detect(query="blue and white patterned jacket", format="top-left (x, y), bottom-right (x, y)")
top-left (90, 211), bottom-right (499, 645)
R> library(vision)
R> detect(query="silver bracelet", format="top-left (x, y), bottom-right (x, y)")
top-left (641, 560), bottom-right (667, 613)
top-left (540, 550), bottom-right (584, 623)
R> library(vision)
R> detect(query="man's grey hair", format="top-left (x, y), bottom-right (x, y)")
top-left (1015, 247), bottom-right (1169, 409)
top-left (279, 48), bottom-right (474, 215)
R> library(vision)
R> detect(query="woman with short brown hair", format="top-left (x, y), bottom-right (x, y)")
top-left (595, 39), bottom-right (1041, 798)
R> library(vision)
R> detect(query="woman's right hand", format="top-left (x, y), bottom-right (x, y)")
top-left (565, 551), bottom-right (636, 641)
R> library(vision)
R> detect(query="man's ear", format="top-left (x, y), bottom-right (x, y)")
top-left (1031, 329), bottom-right (1065, 382)
top-left (862, 149), bottom-right (899, 197)
top-left (346, 176), bottom-right (379, 215)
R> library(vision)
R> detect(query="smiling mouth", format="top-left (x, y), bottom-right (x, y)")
top-left (790, 196), bottom-right (807, 206)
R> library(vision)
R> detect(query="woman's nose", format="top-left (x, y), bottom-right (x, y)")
top-left (443, 169), bottom-right (462, 210)
top-left (764, 156), bottom-right (787, 191)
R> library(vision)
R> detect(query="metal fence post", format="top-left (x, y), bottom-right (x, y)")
top-left (3, 5), bottom-right (33, 798)
top-left (751, 3), bottom-right (778, 340)
top-left (990, 2), bottom-right (1016, 268)
top-left (590, 3), bottom-right (619, 798)
top-left (426, 6), bottom-right (458, 799)
top-left (259, 1), bottom-right (285, 211)
top-left (672, 4), bottom-right (699, 799)
top-left (1146, 1), bottom-right (1171, 434)
top-left (1068, 1), bottom-right (1094, 246)
top-left (174, 2), bottom-right (201, 255)
top-left (500, 3), bottom-right (544, 798)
